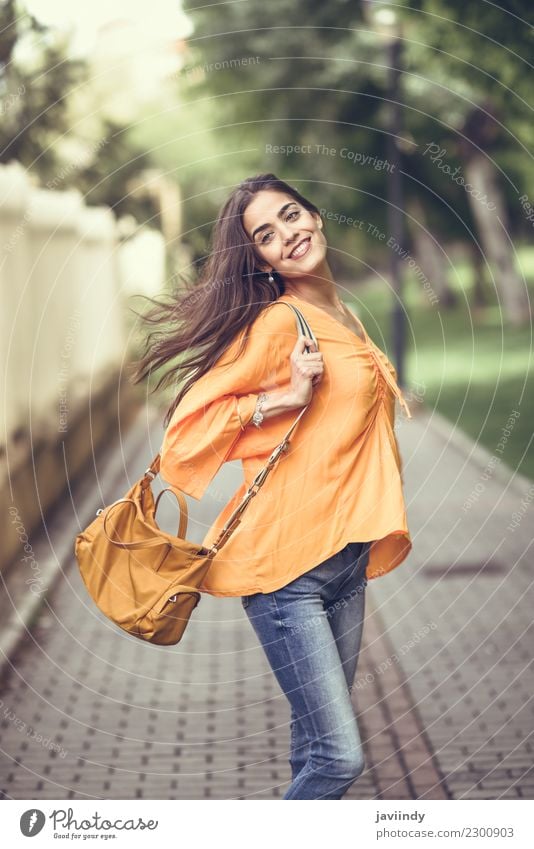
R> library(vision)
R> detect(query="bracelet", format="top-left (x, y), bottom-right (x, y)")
top-left (252, 392), bottom-right (268, 428)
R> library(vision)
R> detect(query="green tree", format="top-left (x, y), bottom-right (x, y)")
top-left (157, 0), bottom-right (533, 321)
top-left (0, 0), bottom-right (86, 175)
top-left (0, 0), bottom-right (156, 220)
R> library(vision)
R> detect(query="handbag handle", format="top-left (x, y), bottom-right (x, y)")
top-left (102, 483), bottom-right (189, 550)
top-left (155, 487), bottom-right (188, 538)
top-left (144, 301), bottom-right (318, 557)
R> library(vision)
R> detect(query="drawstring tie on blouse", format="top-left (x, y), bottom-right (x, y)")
top-left (339, 298), bottom-right (412, 420)
top-left (370, 349), bottom-right (412, 419)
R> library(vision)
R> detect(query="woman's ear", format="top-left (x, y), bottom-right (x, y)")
top-left (252, 251), bottom-right (272, 275)
top-left (256, 260), bottom-right (271, 273)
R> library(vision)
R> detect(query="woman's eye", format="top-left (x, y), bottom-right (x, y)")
top-left (257, 209), bottom-right (300, 244)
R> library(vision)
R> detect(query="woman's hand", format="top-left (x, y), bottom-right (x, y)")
top-left (287, 335), bottom-right (324, 407)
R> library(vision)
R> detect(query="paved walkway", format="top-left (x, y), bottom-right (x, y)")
top-left (0, 403), bottom-right (532, 800)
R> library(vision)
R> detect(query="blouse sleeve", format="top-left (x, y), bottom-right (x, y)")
top-left (159, 302), bottom-right (299, 499)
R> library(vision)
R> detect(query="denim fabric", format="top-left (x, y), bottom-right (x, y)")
top-left (241, 540), bottom-right (371, 800)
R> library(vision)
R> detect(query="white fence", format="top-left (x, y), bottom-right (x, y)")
top-left (0, 161), bottom-right (166, 444)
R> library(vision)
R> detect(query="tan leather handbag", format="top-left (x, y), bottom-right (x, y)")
top-left (75, 303), bottom-right (317, 645)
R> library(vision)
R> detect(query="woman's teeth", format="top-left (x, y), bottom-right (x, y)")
top-left (290, 238), bottom-right (311, 259)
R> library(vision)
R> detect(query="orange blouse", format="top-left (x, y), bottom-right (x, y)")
top-left (160, 291), bottom-right (412, 597)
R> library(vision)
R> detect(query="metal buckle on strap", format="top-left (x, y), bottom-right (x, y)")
top-left (250, 467), bottom-right (270, 489)
top-left (144, 468), bottom-right (156, 480)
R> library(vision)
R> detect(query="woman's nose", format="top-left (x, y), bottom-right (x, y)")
top-left (282, 228), bottom-right (300, 244)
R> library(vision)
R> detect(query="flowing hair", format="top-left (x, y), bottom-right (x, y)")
top-left (129, 173), bottom-right (321, 427)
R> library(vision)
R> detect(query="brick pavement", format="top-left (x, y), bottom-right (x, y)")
top-left (369, 407), bottom-right (534, 800)
top-left (0, 404), bottom-right (531, 800)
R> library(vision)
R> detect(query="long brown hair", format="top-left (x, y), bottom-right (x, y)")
top-left (129, 173), bottom-right (321, 427)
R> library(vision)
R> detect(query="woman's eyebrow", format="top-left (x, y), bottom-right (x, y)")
top-left (251, 202), bottom-right (297, 240)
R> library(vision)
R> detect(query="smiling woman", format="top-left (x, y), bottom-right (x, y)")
top-left (130, 172), bottom-right (412, 800)
top-left (244, 188), bottom-right (326, 271)
top-left (130, 174), bottom-right (328, 427)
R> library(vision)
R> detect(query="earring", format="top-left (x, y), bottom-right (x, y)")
top-left (268, 271), bottom-right (275, 283)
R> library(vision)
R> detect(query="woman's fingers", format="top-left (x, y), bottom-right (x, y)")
top-left (288, 335), bottom-right (324, 403)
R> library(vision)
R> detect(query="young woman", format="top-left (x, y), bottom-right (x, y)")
top-left (132, 173), bottom-right (412, 800)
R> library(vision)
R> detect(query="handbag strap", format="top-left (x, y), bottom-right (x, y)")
top-left (142, 301), bottom-right (318, 556)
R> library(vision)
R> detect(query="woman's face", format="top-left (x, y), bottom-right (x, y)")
top-left (242, 189), bottom-right (327, 279)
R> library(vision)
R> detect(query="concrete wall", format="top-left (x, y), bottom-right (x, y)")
top-left (0, 162), bottom-right (158, 573)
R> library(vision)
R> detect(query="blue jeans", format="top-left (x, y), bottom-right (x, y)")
top-left (241, 540), bottom-right (371, 800)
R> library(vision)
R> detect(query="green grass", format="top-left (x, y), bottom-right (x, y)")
top-left (349, 246), bottom-right (534, 481)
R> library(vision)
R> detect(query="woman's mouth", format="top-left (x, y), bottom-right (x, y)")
top-left (288, 237), bottom-right (312, 260)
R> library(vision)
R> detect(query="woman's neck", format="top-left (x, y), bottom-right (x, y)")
top-left (283, 264), bottom-right (342, 308)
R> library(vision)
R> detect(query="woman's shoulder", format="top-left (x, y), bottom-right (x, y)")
top-left (247, 297), bottom-right (301, 344)
top-left (215, 297), bottom-right (297, 371)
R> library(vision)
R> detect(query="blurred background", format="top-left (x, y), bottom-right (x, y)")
top-left (2, 1), bottom-right (533, 558)
top-left (1, 0), bottom-right (533, 803)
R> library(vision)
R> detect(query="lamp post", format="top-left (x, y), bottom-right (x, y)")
top-left (371, 7), bottom-right (408, 389)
